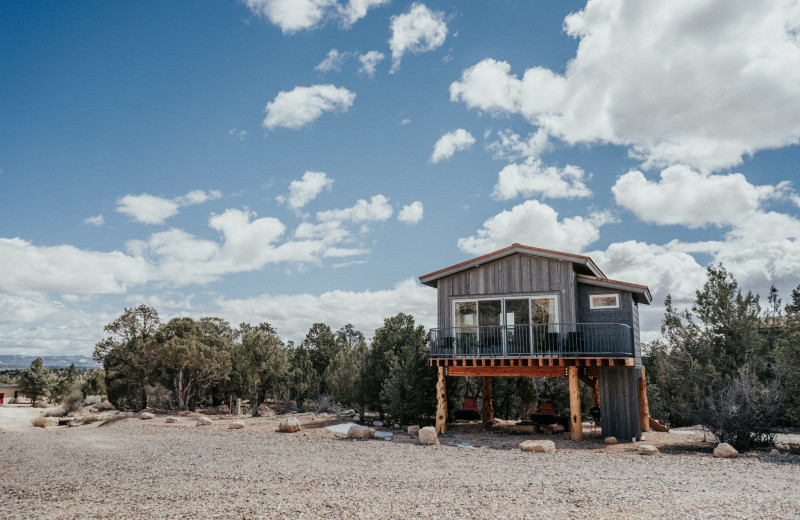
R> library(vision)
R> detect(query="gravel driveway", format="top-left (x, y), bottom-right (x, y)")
top-left (1, 413), bottom-right (798, 519)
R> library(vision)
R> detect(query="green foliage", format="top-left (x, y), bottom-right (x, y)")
top-left (288, 344), bottom-right (318, 402)
top-left (18, 357), bottom-right (54, 404)
top-left (302, 323), bottom-right (340, 392)
top-left (236, 324), bottom-right (289, 416)
top-left (492, 377), bottom-right (539, 420)
top-left (81, 369), bottom-right (106, 397)
top-left (62, 389), bottom-right (84, 414)
top-left (53, 363), bottom-right (82, 403)
top-left (324, 328), bottom-right (370, 419)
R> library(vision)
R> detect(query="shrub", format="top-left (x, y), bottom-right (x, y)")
top-left (95, 400), bottom-right (115, 411)
top-left (62, 390), bottom-right (84, 414)
top-left (82, 415), bottom-right (101, 424)
top-left (31, 416), bottom-right (50, 428)
top-left (44, 406), bottom-right (66, 417)
top-left (33, 401), bottom-right (49, 409)
top-left (315, 394), bottom-right (334, 413)
top-left (83, 395), bottom-right (104, 406)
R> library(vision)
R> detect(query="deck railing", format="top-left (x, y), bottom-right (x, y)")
top-left (428, 323), bottom-right (634, 358)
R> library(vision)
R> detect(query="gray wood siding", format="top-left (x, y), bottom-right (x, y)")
top-left (599, 366), bottom-right (642, 441)
top-left (632, 301), bottom-right (641, 367)
top-left (436, 254), bottom-right (576, 329)
top-left (576, 284), bottom-right (640, 363)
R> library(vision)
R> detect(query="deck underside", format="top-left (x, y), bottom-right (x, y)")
top-left (428, 356), bottom-right (633, 377)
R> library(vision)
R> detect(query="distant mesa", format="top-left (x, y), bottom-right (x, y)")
top-left (0, 355), bottom-right (101, 369)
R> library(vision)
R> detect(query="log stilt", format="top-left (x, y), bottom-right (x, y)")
top-left (568, 366), bottom-right (583, 441)
top-left (593, 376), bottom-right (600, 407)
top-left (435, 366), bottom-right (447, 435)
top-left (481, 376), bottom-right (494, 423)
top-left (638, 366), bottom-right (650, 433)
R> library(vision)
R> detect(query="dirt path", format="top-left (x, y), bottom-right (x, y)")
top-left (0, 404), bottom-right (44, 432)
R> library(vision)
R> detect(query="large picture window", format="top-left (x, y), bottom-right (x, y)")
top-left (452, 295), bottom-right (558, 329)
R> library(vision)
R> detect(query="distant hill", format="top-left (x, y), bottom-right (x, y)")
top-left (0, 355), bottom-right (101, 369)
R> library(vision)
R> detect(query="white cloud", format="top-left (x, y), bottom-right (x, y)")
top-left (450, 0), bottom-right (800, 172)
top-left (612, 165), bottom-right (782, 228)
top-left (214, 278), bottom-right (436, 343)
top-left (317, 194), bottom-right (393, 223)
top-left (263, 84), bottom-right (356, 130)
top-left (400, 118), bottom-right (411, 126)
top-left (294, 220), bottom-right (350, 243)
top-left (316, 49), bottom-right (350, 72)
top-left (487, 128), bottom-right (550, 162)
top-left (243, 0), bottom-right (335, 34)
top-left (389, 3), bottom-right (448, 73)
top-left (228, 128), bottom-right (247, 140)
top-left (398, 201), bottom-right (424, 224)
top-left (358, 50), bottom-right (385, 76)
top-left (83, 215), bottom-right (105, 226)
top-left (492, 158), bottom-right (591, 200)
top-left (338, 0), bottom-right (390, 28)
top-left (116, 190), bottom-right (222, 225)
top-left (278, 171), bottom-right (334, 210)
top-left (457, 200), bottom-right (607, 255)
top-left (430, 129), bottom-right (475, 163)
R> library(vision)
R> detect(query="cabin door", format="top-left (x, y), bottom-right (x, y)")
top-left (0, 393), bottom-right (4, 404)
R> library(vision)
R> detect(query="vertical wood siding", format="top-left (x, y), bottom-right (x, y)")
top-left (576, 285), bottom-right (640, 365)
top-left (436, 254), bottom-right (576, 329)
top-left (599, 366), bottom-right (642, 441)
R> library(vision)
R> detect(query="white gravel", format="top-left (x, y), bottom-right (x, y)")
top-left (0, 413), bottom-right (798, 519)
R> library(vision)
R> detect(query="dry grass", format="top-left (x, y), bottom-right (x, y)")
top-left (44, 406), bottom-right (66, 417)
top-left (31, 416), bottom-right (50, 428)
top-left (81, 415), bottom-right (101, 424)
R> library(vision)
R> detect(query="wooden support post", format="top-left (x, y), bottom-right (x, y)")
top-left (435, 366), bottom-right (447, 435)
top-left (638, 366), bottom-right (650, 432)
top-left (593, 376), bottom-right (600, 407)
top-left (481, 377), bottom-right (494, 423)
top-left (568, 366), bottom-right (583, 441)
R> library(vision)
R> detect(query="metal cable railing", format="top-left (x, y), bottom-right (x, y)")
top-left (428, 323), bottom-right (634, 358)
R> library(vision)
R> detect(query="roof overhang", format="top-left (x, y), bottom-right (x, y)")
top-left (577, 274), bottom-right (652, 305)
top-left (419, 244), bottom-right (606, 288)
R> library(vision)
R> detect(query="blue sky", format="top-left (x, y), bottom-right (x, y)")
top-left (2, 0), bottom-right (800, 355)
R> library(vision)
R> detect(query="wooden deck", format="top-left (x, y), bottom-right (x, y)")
top-left (428, 355), bottom-right (633, 377)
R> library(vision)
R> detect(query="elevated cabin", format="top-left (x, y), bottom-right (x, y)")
top-left (419, 244), bottom-right (653, 442)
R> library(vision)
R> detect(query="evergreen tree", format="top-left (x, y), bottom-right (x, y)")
top-left (18, 357), bottom-right (54, 404)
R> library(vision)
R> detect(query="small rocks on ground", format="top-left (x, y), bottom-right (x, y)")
top-left (140, 412), bottom-right (155, 420)
top-left (407, 425), bottom-right (420, 436)
top-left (373, 421), bottom-right (384, 427)
top-left (418, 426), bottom-right (439, 445)
top-left (520, 440), bottom-right (556, 453)
top-left (638, 445), bottom-right (659, 455)
top-left (229, 421), bottom-right (246, 429)
top-left (604, 437), bottom-right (618, 445)
top-left (165, 416), bottom-right (179, 423)
top-left (196, 417), bottom-right (212, 426)
top-left (713, 442), bottom-right (738, 458)
top-left (278, 417), bottom-right (301, 433)
top-left (347, 425), bottom-right (375, 439)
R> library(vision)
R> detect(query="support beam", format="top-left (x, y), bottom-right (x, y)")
top-left (638, 366), bottom-right (650, 432)
top-left (435, 366), bottom-right (447, 435)
top-left (481, 377), bottom-right (494, 423)
top-left (568, 366), bottom-right (583, 441)
top-left (593, 376), bottom-right (600, 407)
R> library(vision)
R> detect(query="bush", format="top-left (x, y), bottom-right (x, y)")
top-left (95, 400), bottom-right (115, 411)
top-left (44, 406), bottom-right (66, 417)
top-left (83, 395), bottom-right (104, 406)
top-left (33, 401), bottom-right (49, 409)
top-left (62, 390), bottom-right (84, 414)
top-left (315, 394), bottom-right (334, 413)
top-left (31, 416), bottom-right (50, 428)
top-left (82, 415), bottom-right (101, 424)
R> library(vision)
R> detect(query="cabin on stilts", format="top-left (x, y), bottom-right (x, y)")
top-left (420, 244), bottom-right (653, 442)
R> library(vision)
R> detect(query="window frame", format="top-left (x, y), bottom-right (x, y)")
top-left (589, 292), bottom-right (620, 310)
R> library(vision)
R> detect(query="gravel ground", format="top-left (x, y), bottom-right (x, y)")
top-left (1, 413), bottom-right (799, 519)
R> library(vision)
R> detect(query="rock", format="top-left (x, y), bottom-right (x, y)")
top-left (541, 424), bottom-right (565, 435)
top-left (140, 412), bottom-right (155, 420)
top-left (373, 421), bottom-right (384, 427)
top-left (604, 437), bottom-right (618, 445)
top-left (520, 440), bottom-right (557, 453)
top-left (165, 416), bottom-right (179, 423)
top-left (770, 448), bottom-right (780, 455)
top-left (219, 404), bottom-right (230, 414)
top-left (278, 417), bottom-right (301, 433)
top-left (508, 424), bottom-right (537, 435)
top-left (713, 442), bottom-right (738, 458)
top-left (196, 416), bottom-right (212, 426)
top-left (229, 421), bottom-right (246, 429)
top-left (407, 425), bottom-right (420, 436)
top-left (258, 404), bottom-right (276, 417)
top-left (774, 443), bottom-right (789, 450)
top-left (640, 435), bottom-right (646, 441)
top-left (393, 423), bottom-right (401, 429)
top-left (418, 426), bottom-right (439, 445)
top-left (638, 445), bottom-right (659, 455)
top-left (347, 425), bottom-right (375, 439)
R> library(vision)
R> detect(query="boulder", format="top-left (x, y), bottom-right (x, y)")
top-left (278, 417), bottom-right (301, 433)
top-left (407, 425), bottom-right (420, 436)
top-left (219, 404), bottom-right (230, 414)
top-left (604, 437), bottom-right (618, 445)
top-left (638, 444), bottom-right (659, 455)
top-left (140, 412), bottom-right (155, 420)
top-left (347, 425), bottom-right (375, 439)
top-left (713, 442), bottom-right (738, 458)
top-left (229, 420), bottom-right (246, 430)
top-left (258, 404), bottom-right (276, 417)
top-left (165, 416), bottom-right (179, 423)
top-left (373, 421), bottom-right (384, 427)
top-left (418, 426), bottom-right (439, 445)
top-left (541, 424), bottom-right (565, 435)
top-left (196, 416), bottom-right (212, 426)
top-left (520, 440), bottom-right (556, 453)
top-left (393, 423), bottom-right (401, 429)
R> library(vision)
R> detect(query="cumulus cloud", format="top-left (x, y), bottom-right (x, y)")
top-left (358, 50), bottom-right (385, 76)
top-left (487, 129), bottom-right (550, 162)
top-left (492, 158), bottom-right (591, 200)
top-left (228, 128), bottom-right (247, 140)
top-left (338, 0), bottom-right (390, 28)
top-left (398, 201), bottom-right (424, 224)
top-left (277, 171), bottom-right (334, 210)
top-left (457, 200), bottom-right (609, 255)
top-left (316, 49), bottom-right (350, 72)
top-left (83, 215), bottom-right (105, 226)
top-left (244, 0), bottom-right (386, 33)
top-left (430, 129), bottom-right (475, 163)
top-left (263, 84), bottom-right (356, 130)
top-left (450, 0), bottom-right (800, 172)
top-left (612, 165), bottom-right (783, 228)
top-left (317, 194), bottom-right (393, 223)
top-left (116, 190), bottom-right (222, 225)
top-left (215, 278), bottom-right (436, 343)
top-left (389, 3), bottom-right (448, 73)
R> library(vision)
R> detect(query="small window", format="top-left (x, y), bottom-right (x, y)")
top-left (590, 293), bottom-right (619, 310)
